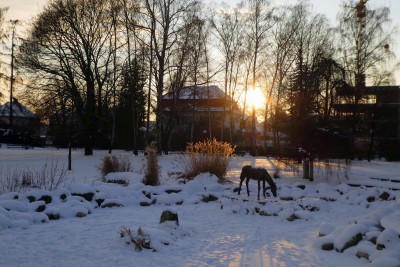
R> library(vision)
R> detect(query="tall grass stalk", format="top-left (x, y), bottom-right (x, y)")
top-left (143, 142), bottom-right (159, 186)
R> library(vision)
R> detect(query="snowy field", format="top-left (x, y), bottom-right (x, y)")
top-left (0, 147), bottom-right (399, 267)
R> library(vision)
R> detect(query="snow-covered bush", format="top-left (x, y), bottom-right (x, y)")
top-left (185, 138), bottom-right (235, 180)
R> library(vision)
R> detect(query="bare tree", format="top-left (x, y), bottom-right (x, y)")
top-left (211, 4), bottom-right (243, 142)
top-left (143, 0), bottom-right (200, 153)
top-left (159, 4), bottom-right (209, 152)
top-left (337, 0), bottom-right (396, 160)
top-left (108, 3), bottom-right (122, 154)
top-left (119, 0), bottom-right (145, 154)
top-left (287, 3), bottom-right (334, 149)
top-left (18, 0), bottom-right (118, 155)
top-left (241, 0), bottom-right (275, 154)
top-left (263, 4), bottom-right (300, 152)
top-left (337, 0), bottom-right (394, 103)
top-left (257, 1), bottom-right (336, 153)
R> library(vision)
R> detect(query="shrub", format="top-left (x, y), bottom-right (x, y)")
top-left (185, 138), bottom-right (235, 181)
top-left (0, 168), bottom-right (20, 194)
top-left (143, 142), bottom-right (159, 186)
top-left (0, 160), bottom-right (69, 194)
top-left (99, 154), bottom-right (132, 178)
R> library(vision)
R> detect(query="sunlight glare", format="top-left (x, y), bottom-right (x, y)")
top-left (246, 87), bottom-right (265, 110)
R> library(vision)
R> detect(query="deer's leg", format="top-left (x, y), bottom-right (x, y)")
top-left (238, 178), bottom-right (243, 195)
top-left (263, 179), bottom-right (266, 198)
top-left (246, 178), bottom-right (250, 196)
top-left (257, 179), bottom-right (261, 200)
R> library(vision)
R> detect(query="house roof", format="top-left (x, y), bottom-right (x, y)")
top-left (0, 101), bottom-right (36, 118)
top-left (163, 86), bottom-right (225, 100)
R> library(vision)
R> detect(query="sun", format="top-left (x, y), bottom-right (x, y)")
top-left (246, 87), bottom-right (265, 110)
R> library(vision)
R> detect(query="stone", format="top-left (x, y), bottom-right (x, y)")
top-left (201, 194), bottom-right (219, 203)
top-left (95, 199), bottom-right (105, 207)
top-left (39, 195), bottom-right (52, 204)
top-left (160, 210), bottom-right (179, 226)
top-left (101, 202), bottom-right (124, 208)
top-left (337, 233), bottom-right (363, 253)
top-left (75, 211), bottom-right (87, 218)
top-left (378, 191), bottom-right (390, 201)
top-left (356, 251), bottom-right (369, 260)
top-left (47, 213), bottom-right (61, 220)
top-left (165, 189), bottom-right (182, 194)
top-left (140, 201), bottom-right (152, 207)
top-left (26, 196), bottom-right (36, 203)
top-left (35, 204), bottom-right (46, 212)
top-left (321, 242), bottom-right (334, 251)
top-left (72, 192), bottom-right (94, 202)
top-left (280, 196), bottom-right (293, 201)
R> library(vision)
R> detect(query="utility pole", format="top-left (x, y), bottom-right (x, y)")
top-left (9, 20), bottom-right (18, 128)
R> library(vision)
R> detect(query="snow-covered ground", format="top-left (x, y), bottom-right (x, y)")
top-left (0, 147), bottom-right (399, 267)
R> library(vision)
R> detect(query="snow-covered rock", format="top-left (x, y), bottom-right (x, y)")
top-left (334, 224), bottom-right (368, 252)
top-left (319, 222), bottom-right (335, 237)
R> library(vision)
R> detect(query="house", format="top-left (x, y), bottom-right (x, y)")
top-left (160, 86), bottom-right (243, 150)
top-left (334, 85), bottom-right (400, 159)
top-left (0, 99), bottom-right (39, 131)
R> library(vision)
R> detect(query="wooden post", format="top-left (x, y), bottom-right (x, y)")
top-left (303, 159), bottom-right (309, 179)
top-left (68, 142), bottom-right (72, 171)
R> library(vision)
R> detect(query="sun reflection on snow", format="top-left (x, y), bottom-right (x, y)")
top-left (183, 229), bottom-right (311, 267)
top-left (226, 240), bottom-right (302, 267)
top-left (184, 234), bottom-right (247, 267)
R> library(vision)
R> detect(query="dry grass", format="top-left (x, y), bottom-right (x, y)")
top-left (119, 226), bottom-right (152, 252)
top-left (99, 154), bottom-right (132, 178)
top-left (143, 142), bottom-right (160, 186)
top-left (185, 138), bottom-right (235, 181)
top-left (273, 166), bottom-right (281, 178)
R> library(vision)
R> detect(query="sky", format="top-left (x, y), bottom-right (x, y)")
top-left (1, 0), bottom-right (399, 84)
top-left (2, 0), bottom-right (399, 32)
